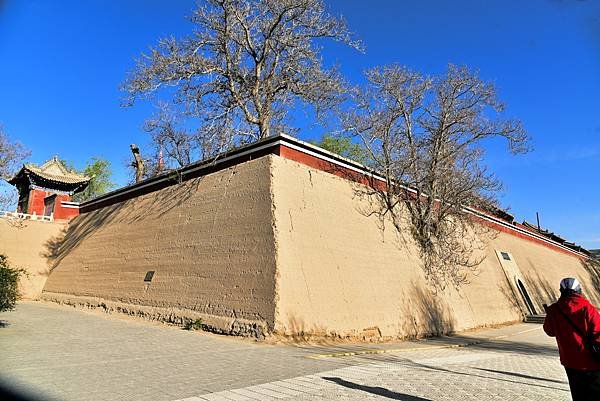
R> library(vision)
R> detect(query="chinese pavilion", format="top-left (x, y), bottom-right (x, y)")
top-left (9, 157), bottom-right (90, 220)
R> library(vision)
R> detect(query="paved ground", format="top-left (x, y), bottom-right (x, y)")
top-left (0, 302), bottom-right (570, 401)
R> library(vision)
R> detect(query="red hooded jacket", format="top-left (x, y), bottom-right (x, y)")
top-left (543, 293), bottom-right (600, 370)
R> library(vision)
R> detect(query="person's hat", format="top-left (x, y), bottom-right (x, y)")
top-left (560, 277), bottom-right (582, 293)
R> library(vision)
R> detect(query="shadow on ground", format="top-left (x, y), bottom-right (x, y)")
top-left (0, 380), bottom-right (48, 401)
top-left (472, 367), bottom-right (567, 385)
top-left (327, 330), bottom-right (560, 368)
top-left (465, 335), bottom-right (558, 357)
top-left (404, 361), bottom-right (570, 393)
top-left (322, 377), bottom-right (433, 401)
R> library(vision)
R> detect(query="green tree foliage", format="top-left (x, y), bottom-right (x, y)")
top-left (62, 158), bottom-right (115, 203)
top-left (0, 255), bottom-right (24, 312)
top-left (311, 134), bottom-right (370, 165)
top-left (72, 158), bottom-right (114, 203)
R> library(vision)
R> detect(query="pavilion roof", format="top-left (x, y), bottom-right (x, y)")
top-left (9, 156), bottom-right (90, 187)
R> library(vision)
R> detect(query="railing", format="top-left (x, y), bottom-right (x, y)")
top-left (0, 211), bottom-right (54, 222)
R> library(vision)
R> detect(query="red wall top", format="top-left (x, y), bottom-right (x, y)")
top-left (77, 134), bottom-right (589, 260)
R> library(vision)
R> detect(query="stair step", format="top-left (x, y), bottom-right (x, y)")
top-left (524, 314), bottom-right (546, 323)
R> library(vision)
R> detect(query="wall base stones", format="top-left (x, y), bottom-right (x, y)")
top-left (41, 292), bottom-right (269, 339)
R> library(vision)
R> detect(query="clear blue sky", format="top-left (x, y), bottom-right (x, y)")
top-left (0, 0), bottom-right (598, 248)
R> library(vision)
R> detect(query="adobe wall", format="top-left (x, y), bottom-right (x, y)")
top-left (0, 218), bottom-right (67, 299)
top-left (36, 149), bottom-right (597, 340)
top-left (41, 157), bottom-right (277, 337)
top-left (270, 155), bottom-right (595, 340)
top-left (494, 231), bottom-right (600, 310)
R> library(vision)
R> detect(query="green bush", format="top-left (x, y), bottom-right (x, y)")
top-left (184, 318), bottom-right (205, 331)
top-left (0, 255), bottom-right (25, 312)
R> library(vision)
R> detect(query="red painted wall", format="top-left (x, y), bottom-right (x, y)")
top-left (24, 189), bottom-right (79, 220)
top-left (277, 145), bottom-right (386, 191)
top-left (26, 189), bottom-right (48, 216)
top-left (54, 195), bottom-right (80, 220)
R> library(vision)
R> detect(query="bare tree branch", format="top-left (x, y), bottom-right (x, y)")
top-left (343, 64), bottom-right (530, 292)
top-left (123, 0), bottom-right (361, 170)
top-left (0, 125), bottom-right (30, 210)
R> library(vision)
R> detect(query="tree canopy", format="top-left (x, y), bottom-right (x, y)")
top-left (0, 126), bottom-right (29, 210)
top-left (0, 254), bottom-right (24, 312)
top-left (62, 157), bottom-right (115, 203)
top-left (123, 0), bottom-right (361, 169)
top-left (343, 64), bottom-right (529, 290)
top-left (310, 134), bottom-right (369, 165)
top-left (121, 2), bottom-right (531, 291)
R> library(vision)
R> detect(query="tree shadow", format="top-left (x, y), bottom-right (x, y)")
top-left (0, 320), bottom-right (9, 328)
top-left (472, 367), bottom-right (567, 385)
top-left (399, 283), bottom-right (456, 338)
top-left (497, 278), bottom-right (524, 316)
top-left (329, 332), bottom-right (561, 368)
top-left (522, 271), bottom-right (557, 312)
top-left (41, 175), bottom-right (204, 273)
top-left (497, 269), bottom-right (557, 318)
top-left (404, 361), bottom-right (569, 393)
top-left (278, 313), bottom-right (378, 344)
top-left (322, 377), bottom-right (433, 401)
top-left (462, 336), bottom-right (559, 357)
top-left (581, 258), bottom-right (600, 306)
top-left (278, 281), bottom-right (455, 342)
top-left (282, 314), bottom-right (332, 342)
top-left (41, 205), bottom-right (119, 272)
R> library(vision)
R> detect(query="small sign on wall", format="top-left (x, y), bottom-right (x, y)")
top-left (144, 271), bottom-right (155, 282)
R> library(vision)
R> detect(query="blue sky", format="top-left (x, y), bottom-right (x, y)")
top-left (0, 0), bottom-right (598, 248)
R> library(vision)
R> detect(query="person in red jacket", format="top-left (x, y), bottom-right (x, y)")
top-left (544, 277), bottom-right (600, 400)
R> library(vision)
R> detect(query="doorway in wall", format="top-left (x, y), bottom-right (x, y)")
top-left (516, 278), bottom-right (537, 315)
top-left (495, 250), bottom-right (541, 317)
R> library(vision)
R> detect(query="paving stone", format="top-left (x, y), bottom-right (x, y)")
top-left (228, 388), bottom-right (276, 401)
top-left (243, 385), bottom-right (287, 399)
top-left (0, 302), bottom-right (569, 401)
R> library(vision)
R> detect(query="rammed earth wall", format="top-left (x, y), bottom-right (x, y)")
top-left (41, 146), bottom-right (599, 340)
top-left (270, 156), bottom-right (597, 339)
top-left (0, 218), bottom-right (67, 299)
top-left (42, 156), bottom-right (277, 337)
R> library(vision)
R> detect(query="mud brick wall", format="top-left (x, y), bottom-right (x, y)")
top-left (42, 157), bottom-right (277, 335)
top-left (270, 156), bottom-right (595, 339)
top-left (0, 218), bottom-right (67, 299)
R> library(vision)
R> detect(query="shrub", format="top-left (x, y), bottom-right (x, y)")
top-left (0, 255), bottom-right (25, 312)
top-left (184, 318), bottom-right (205, 331)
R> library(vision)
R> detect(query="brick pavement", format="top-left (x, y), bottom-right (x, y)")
top-left (1, 302), bottom-right (569, 401)
top-left (174, 329), bottom-right (570, 401)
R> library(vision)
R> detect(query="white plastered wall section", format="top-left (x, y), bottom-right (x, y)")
top-left (269, 155), bottom-right (592, 339)
top-left (42, 156), bottom-right (279, 336)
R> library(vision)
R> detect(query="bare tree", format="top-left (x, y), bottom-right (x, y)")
top-left (0, 125), bottom-right (29, 210)
top-left (142, 103), bottom-right (231, 170)
top-left (123, 0), bottom-right (361, 168)
top-left (343, 64), bottom-right (529, 291)
top-left (129, 144), bottom-right (146, 183)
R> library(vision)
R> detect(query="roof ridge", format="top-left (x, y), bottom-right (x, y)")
top-left (30, 157), bottom-right (89, 180)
